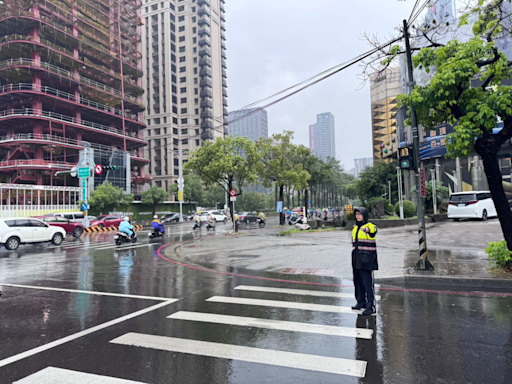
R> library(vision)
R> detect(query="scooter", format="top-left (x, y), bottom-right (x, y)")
top-left (148, 227), bottom-right (164, 239)
top-left (206, 221), bottom-right (215, 231)
top-left (114, 231), bottom-right (137, 245)
top-left (257, 217), bottom-right (266, 226)
top-left (193, 221), bottom-right (202, 230)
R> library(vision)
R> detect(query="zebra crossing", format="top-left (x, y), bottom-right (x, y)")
top-left (54, 240), bottom-right (155, 252)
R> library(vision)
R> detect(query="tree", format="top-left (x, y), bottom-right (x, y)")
top-left (236, 191), bottom-right (267, 212)
top-left (411, 181), bottom-right (449, 213)
top-left (185, 135), bottom-right (260, 223)
top-left (169, 174), bottom-right (205, 209)
top-left (89, 183), bottom-right (133, 215)
top-left (141, 186), bottom-right (168, 215)
top-left (398, 1), bottom-right (512, 249)
top-left (356, 161), bottom-right (398, 206)
top-left (203, 184), bottom-right (226, 209)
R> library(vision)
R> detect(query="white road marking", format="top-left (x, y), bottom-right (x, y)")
top-left (14, 367), bottom-right (146, 383)
top-left (95, 243), bottom-right (156, 251)
top-left (110, 333), bottom-right (367, 377)
top-left (234, 285), bottom-right (381, 300)
top-left (206, 296), bottom-right (363, 314)
top-left (59, 242), bottom-right (112, 250)
top-left (0, 283), bottom-right (177, 301)
top-left (168, 311), bottom-right (373, 339)
top-left (0, 300), bottom-right (176, 368)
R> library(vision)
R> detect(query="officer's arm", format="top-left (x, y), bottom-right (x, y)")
top-left (368, 224), bottom-right (378, 238)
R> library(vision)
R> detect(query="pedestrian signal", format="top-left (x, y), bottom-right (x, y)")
top-left (399, 146), bottom-right (415, 170)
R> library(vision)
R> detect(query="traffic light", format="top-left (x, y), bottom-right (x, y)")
top-left (104, 165), bottom-right (119, 170)
top-left (399, 146), bottom-right (415, 170)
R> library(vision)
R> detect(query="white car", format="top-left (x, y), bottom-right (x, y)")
top-left (0, 218), bottom-right (66, 250)
top-left (448, 191), bottom-right (498, 221)
top-left (207, 210), bottom-right (228, 223)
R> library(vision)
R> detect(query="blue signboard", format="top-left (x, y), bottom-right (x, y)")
top-left (277, 201), bottom-right (283, 213)
top-left (81, 203), bottom-right (89, 211)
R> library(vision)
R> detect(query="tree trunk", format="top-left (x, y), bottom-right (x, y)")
top-left (279, 185), bottom-right (285, 225)
top-left (274, 183), bottom-right (278, 211)
top-left (305, 188), bottom-right (309, 212)
top-left (478, 147), bottom-right (512, 250)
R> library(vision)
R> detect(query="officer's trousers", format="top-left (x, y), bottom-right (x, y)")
top-left (353, 268), bottom-right (375, 310)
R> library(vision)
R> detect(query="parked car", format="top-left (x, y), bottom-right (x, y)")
top-left (161, 213), bottom-right (181, 224)
top-left (50, 212), bottom-right (86, 224)
top-left (89, 215), bottom-right (123, 228)
top-left (239, 212), bottom-right (258, 224)
top-left (448, 191), bottom-right (497, 221)
top-left (207, 210), bottom-right (228, 223)
top-left (0, 218), bottom-right (66, 250)
top-left (34, 216), bottom-right (84, 238)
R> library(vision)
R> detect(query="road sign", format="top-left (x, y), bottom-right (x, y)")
top-left (78, 167), bottom-right (90, 178)
top-left (420, 169), bottom-right (427, 198)
top-left (229, 189), bottom-right (236, 197)
top-left (94, 164), bottom-right (103, 175)
top-left (345, 204), bottom-right (353, 213)
top-left (81, 203), bottom-right (89, 211)
top-left (230, 196), bottom-right (236, 202)
top-left (70, 167), bottom-right (77, 178)
top-left (277, 201), bottom-right (283, 213)
top-left (178, 190), bottom-right (183, 201)
top-left (82, 178), bottom-right (87, 201)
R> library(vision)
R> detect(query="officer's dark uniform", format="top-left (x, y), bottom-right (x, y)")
top-left (351, 207), bottom-right (378, 315)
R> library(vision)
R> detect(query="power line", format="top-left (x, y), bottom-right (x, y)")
top-left (408, 0), bottom-right (423, 22)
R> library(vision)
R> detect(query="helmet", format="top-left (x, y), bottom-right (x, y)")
top-left (153, 215), bottom-right (158, 219)
top-left (124, 216), bottom-right (130, 221)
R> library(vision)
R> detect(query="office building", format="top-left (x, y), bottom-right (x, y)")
top-left (370, 66), bottom-right (401, 163)
top-left (142, 0), bottom-right (227, 191)
top-left (354, 157), bottom-right (373, 178)
top-left (0, 0), bottom-right (148, 196)
top-left (314, 113), bottom-right (335, 161)
top-left (309, 124), bottom-right (316, 156)
top-left (227, 108), bottom-right (268, 142)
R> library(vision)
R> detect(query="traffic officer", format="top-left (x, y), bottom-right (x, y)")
top-left (351, 207), bottom-right (378, 316)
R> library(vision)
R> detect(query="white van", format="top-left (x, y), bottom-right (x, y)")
top-left (448, 191), bottom-right (497, 221)
top-left (52, 212), bottom-right (86, 224)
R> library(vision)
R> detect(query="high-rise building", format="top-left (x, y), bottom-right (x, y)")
top-left (354, 157), bottom-right (373, 178)
top-left (309, 124), bottom-right (317, 156)
top-left (0, 0), bottom-right (148, 194)
top-left (227, 108), bottom-right (268, 142)
top-left (142, 0), bottom-right (227, 190)
top-left (314, 113), bottom-right (335, 161)
top-left (370, 66), bottom-right (401, 163)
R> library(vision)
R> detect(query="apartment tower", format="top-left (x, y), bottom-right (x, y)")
top-left (0, 0), bottom-right (148, 193)
top-left (314, 112), bottom-right (335, 161)
top-left (142, 0), bottom-right (227, 190)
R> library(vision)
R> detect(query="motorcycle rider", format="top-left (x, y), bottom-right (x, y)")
top-left (258, 212), bottom-right (266, 224)
top-left (193, 212), bottom-right (201, 228)
top-left (152, 215), bottom-right (165, 235)
top-left (119, 216), bottom-right (135, 239)
top-left (206, 212), bottom-right (216, 229)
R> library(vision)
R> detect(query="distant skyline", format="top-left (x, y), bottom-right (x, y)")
top-left (225, 0), bottom-right (417, 167)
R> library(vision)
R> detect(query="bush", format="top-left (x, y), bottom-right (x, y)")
top-left (486, 240), bottom-right (512, 269)
top-left (346, 212), bottom-right (355, 220)
top-left (395, 200), bottom-right (416, 218)
top-left (386, 204), bottom-right (395, 215)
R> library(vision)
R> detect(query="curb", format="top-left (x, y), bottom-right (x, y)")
top-left (84, 225), bottom-right (144, 233)
top-left (376, 274), bottom-right (512, 290)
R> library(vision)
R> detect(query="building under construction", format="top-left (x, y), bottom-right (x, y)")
top-left (0, 0), bottom-right (149, 198)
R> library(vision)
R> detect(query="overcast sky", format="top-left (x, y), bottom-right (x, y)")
top-left (225, 0), bottom-right (418, 170)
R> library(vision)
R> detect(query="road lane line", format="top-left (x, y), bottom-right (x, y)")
top-left (0, 283), bottom-right (178, 301)
top-left (0, 300), bottom-right (176, 369)
top-left (234, 285), bottom-right (381, 300)
top-left (168, 311), bottom-right (373, 339)
top-left (110, 333), bottom-right (367, 377)
top-left (206, 296), bottom-right (363, 314)
top-left (14, 367), bottom-right (146, 383)
top-left (95, 243), bottom-right (157, 251)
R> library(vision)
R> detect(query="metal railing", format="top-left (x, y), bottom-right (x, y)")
top-left (0, 58), bottom-right (142, 105)
top-left (0, 159), bottom-right (75, 169)
top-left (0, 109), bottom-right (146, 142)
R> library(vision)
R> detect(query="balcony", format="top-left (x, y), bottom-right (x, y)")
top-left (200, 100), bottom-right (213, 108)
top-left (221, 30), bottom-right (226, 40)
top-left (222, 69), bottom-right (227, 78)
top-left (200, 89), bottom-right (213, 98)
top-left (198, 36), bottom-right (211, 47)
top-left (201, 110), bottom-right (213, 118)
top-left (198, 15), bottom-right (211, 27)
top-left (222, 89), bottom-right (228, 97)
top-left (223, 107), bottom-right (228, 116)
top-left (221, 50), bottom-right (227, 59)
top-left (199, 57), bottom-right (212, 67)
top-left (201, 121), bottom-right (213, 129)
top-left (221, 58), bottom-right (227, 69)
top-left (198, 26), bottom-right (211, 36)
top-left (221, 40), bottom-right (226, 50)
top-left (198, 5), bottom-right (210, 16)
top-left (220, 13), bottom-right (226, 22)
top-left (199, 47), bottom-right (212, 57)
top-left (198, 0), bottom-right (210, 5)
top-left (200, 79), bottom-right (212, 87)
top-left (223, 98), bottom-right (228, 106)
top-left (220, 3), bottom-right (225, 12)
top-left (199, 68), bottom-right (212, 77)
top-left (222, 79), bottom-right (228, 87)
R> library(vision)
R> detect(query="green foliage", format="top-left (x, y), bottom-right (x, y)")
top-left (356, 161), bottom-right (398, 205)
top-left (169, 174), bottom-right (205, 205)
top-left (89, 183), bottom-right (133, 214)
top-left (202, 184), bottom-right (226, 208)
top-left (387, 203), bottom-right (395, 215)
top-left (486, 240), bottom-right (512, 268)
top-left (236, 191), bottom-right (267, 212)
top-left (395, 200), bottom-right (416, 218)
top-left (346, 212), bottom-right (355, 221)
top-left (141, 186), bottom-right (168, 215)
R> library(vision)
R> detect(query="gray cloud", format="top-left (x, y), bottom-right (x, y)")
top-left (225, 0), bottom-right (414, 169)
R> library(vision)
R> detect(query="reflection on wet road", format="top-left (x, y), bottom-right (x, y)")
top-left (1, 219), bottom-right (512, 383)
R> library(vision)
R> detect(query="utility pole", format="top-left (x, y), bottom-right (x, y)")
top-left (172, 148), bottom-right (186, 222)
top-left (431, 168), bottom-right (437, 215)
top-left (397, 166), bottom-right (404, 219)
top-left (403, 19), bottom-right (434, 271)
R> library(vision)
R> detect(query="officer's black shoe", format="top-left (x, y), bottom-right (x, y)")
top-left (351, 303), bottom-right (365, 310)
top-left (362, 308), bottom-right (376, 316)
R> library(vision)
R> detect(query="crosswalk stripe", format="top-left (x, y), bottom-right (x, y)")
top-left (95, 243), bottom-right (155, 251)
top-left (234, 285), bottom-right (381, 300)
top-left (111, 333), bottom-right (367, 377)
top-left (206, 296), bottom-right (363, 314)
top-left (14, 367), bottom-right (146, 383)
top-left (168, 311), bottom-right (373, 339)
top-left (59, 242), bottom-right (111, 250)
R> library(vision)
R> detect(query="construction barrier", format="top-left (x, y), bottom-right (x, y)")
top-left (84, 225), bottom-right (143, 233)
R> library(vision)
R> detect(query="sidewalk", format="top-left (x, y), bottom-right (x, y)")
top-left (163, 218), bottom-right (512, 289)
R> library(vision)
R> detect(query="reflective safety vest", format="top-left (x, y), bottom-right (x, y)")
top-left (352, 222), bottom-right (378, 270)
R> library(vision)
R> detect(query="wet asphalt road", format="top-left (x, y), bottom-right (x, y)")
top-left (1, 220), bottom-right (512, 383)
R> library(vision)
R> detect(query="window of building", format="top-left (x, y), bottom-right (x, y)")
top-left (179, 46), bottom-right (185, 52)
top-left (154, 118), bottom-right (161, 124)
top-left (193, 47), bottom-right (197, 53)
top-left (193, 57), bottom-right (197, 63)
top-left (173, 138), bottom-right (179, 145)
top-left (194, 88), bottom-right (198, 95)
top-left (174, 169), bottom-right (179, 175)
top-left (181, 129), bottom-right (188, 135)
top-left (178, 16), bottom-right (185, 22)
top-left (193, 68), bottom-right (197, 74)
top-left (173, 106), bottom-right (178, 113)
top-left (182, 139), bottom-right (188, 145)
top-left (196, 139), bottom-right (200, 146)
top-left (181, 108), bottom-right (187, 113)
top-left (195, 109), bottom-right (199, 114)
top-left (194, 98), bottom-right (198, 104)
top-left (194, 78), bottom-right (198, 84)
top-left (172, 85), bottom-right (177, 93)
top-left (171, 43), bottom-right (176, 52)
top-left (195, 129), bottom-right (200, 135)
top-left (193, 27), bottom-right (196, 33)
top-left (195, 119), bottom-right (199, 125)
top-left (180, 66), bottom-right (186, 73)
top-left (178, 6), bottom-right (184, 11)
top-left (179, 56), bottom-right (185, 62)
top-left (179, 26), bottom-right (185, 32)
top-left (180, 87), bottom-right (186, 93)
top-left (181, 118), bottom-right (188, 124)
top-left (173, 117), bottom-right (178, 124)
top-left (193, 37), bottom-right (197, 44)
top-left (180, 77), bottom-right (186, 83)
top-left (170, 22), bottom-right (175, 31)
top-left (171, 75), bottom-right (177, 83)
top-left (151, 4), bottom-right (157, 11)
top-left (179, 36), bottom-right (185, 42)
top-left (181, 98), bottom-right (187, 103)
top-left (173, 128), bottom-right (178, 134)
top-left (171, 53), bottom-right (176, 62)
top-left (192, 17), bottom-right (196, 22)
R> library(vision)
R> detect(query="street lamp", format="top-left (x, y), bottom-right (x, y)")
top-left (171, 148), bottom-right (188, 222)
